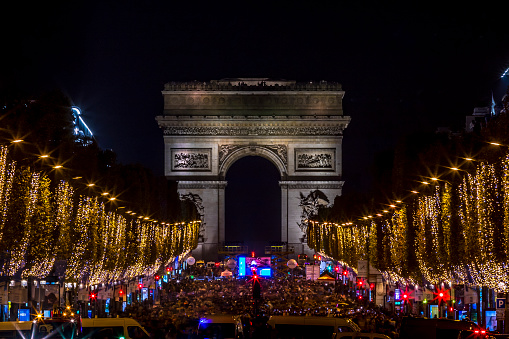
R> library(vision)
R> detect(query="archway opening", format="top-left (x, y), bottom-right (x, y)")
top-left (225, 156), bottom-right (281, 255)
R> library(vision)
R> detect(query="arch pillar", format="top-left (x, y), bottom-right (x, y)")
top-left (178, 181), bottom-right (227, 261)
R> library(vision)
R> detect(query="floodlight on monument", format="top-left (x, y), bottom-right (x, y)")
top-left (502, 67), bottom-right (509, 78)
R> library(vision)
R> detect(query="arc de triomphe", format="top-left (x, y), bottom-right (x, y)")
top-left (156, 78), bottom-right (350, 260)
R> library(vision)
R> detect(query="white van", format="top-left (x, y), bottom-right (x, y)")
top-left (267, 316), bottom-right (361, 338)
top-left (198, 315), bottom-right (244, 339)
top-left (81, 317), bottom-right (150, 339)
top-left (0, 321), bottom-right (32, 339)
top-left (336, 333), bottom-right (391, 339)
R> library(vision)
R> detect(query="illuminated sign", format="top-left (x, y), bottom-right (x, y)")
top-left (238, 256), bottom-right (271, 277)
top-left (259, 268), bottom-right (271, 277)
top-left (239, 257), bottom-right (246, 276)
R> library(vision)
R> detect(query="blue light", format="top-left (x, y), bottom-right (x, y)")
top-left (259, 268), bottom-right (271, 277)
top-left (502, 67), bottom-right (509, 78)
top-left (200, 318), bottom-right (211, 324)
top-left (239, 257), bottom-right (246, 276)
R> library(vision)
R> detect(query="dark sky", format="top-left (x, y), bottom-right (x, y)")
top-left (2, 2), bottom-right (509, 211)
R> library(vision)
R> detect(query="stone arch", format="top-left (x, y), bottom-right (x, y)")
top-left (157, 79), bottom-right (350, 260)
top-left (219, 146), bottom-right (287, 179)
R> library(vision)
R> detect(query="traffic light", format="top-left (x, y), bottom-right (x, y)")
top-left (357, 279), bottom-right (364, 288)
top-left (119, 289), bottom-right (124, 296)
top-left (251, 251), bottom-right (255, 258)
top-left (90, 293), bottom-right (96, 300)
top-left (138, 283), bottom-right (143, 289)
top-left (215, 262), bottom-right (220, 267)
top-left (370, 283), bottom-right (375, 291)
top-left (166, 267), bottom-right (171, 273)
top-left (402, 293), bottom-right (409, 302)
top-left (154, 275), bottom-right (160, 281)
top-left (335, 266), bottom-right (340, 273)
top-left (343, 270), bottom-right (348, 276)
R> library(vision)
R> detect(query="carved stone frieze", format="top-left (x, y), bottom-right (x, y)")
top-left (178, 181), bottom-right (228, 189)
top-left (162, 125), bottom-right (345, 136)
top-left (219, 145), bottom-right (242, 164)
top-left (279, 181), bottom-right (344, 190)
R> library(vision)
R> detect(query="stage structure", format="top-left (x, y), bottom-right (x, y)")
top-left (156, 78), bottom-right (350, 260)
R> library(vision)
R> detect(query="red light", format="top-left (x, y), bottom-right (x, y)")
top-left (358, 281), bottom-right (363, 286)
top-left (343, 271), bottom-right (348, 276)
top-left (155, 275), bottom-right (160, 281)
top-left (251, 251), bottom-right (255, 257)
top-left (215, 262), bottom-right (220, 267)
top-left (90, 293), bottom-right (96, 299)
top-left (449, 307), bottom-right (453, 312)
top-left (138, 284), bottom-right (143, 289)
top-left (403, 294), bottom-right (408, 299)
top-left (358, 295), bottom-right (363, 300)
top-left (439, 292), bottom-right (444, 297)
top-left (481, 330), bottom-right (486, 334)
top-left (166, 267), bottom-right (171, 272)
top-left (119, 290), bottom-right (124, 295)
top-left (317, 256), bottom-right (321, 261)
top-left (335, 266), bottom-right (339, 272)
top-left (370, 283), bottom-right (375, 290)
top-left (475, 330), bottom-right (479, 334)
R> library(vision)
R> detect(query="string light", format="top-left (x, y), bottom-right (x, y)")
top-left (0, 145), bottom-right (200, 285)
top-left (307, 150), bottom-right (509, 292)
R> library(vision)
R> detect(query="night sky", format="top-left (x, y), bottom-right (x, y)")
top-left (2, 2), bottom-right (509, 246)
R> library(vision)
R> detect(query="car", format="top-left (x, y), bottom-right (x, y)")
top-left (0, 321), bottom-right (32, 339)
top-left (399, 317), bottom-right (488, 339)
top-left (81, 317), bottom-right (150, 339)
top-left (198, 315), bottom-right (244, 339)
top-left (267, 316), bottom-right (362, 338)
top-left (335, 333), bottom-right (391, 339)
top-left (30, 318), bottom-right (80, 339)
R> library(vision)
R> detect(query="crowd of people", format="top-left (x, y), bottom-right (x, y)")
top-left (113, 275), bottom-right (403, 338)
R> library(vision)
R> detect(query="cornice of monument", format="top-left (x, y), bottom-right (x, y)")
top-left (156, 115), bottom-right (350, 121)
top-left (163, 79), bottom-right (342, 92)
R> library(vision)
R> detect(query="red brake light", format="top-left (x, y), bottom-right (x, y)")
top-left (475, 330), bottom-right (479, 334)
